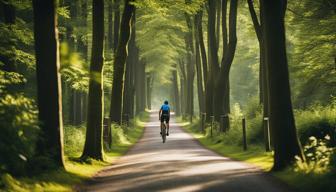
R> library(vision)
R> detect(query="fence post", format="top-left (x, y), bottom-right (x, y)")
top-left (201, 113), bottom-right (206, 133)
top-left (122, 113), bottom-right (129, 127)
top-left (242, 117), bottom-right (247, 151)
top-left (210, 116), bottom-right (214, 138)
top-left (263, 117), bottom-right (271, 152)
top-left (223, 114), bottom-right (230, 132)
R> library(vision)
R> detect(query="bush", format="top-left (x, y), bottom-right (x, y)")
top-left (295, 136), bottom-right (334, 174)
top-left (295, 104), bottom-right (336, 146)
top-left (0, 94), bottom-right (39, 176)
top-left (63, 125), bottom-right (86, 156)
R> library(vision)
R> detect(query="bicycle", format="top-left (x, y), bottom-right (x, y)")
top-left (161, 121), bottom-right (167, 143)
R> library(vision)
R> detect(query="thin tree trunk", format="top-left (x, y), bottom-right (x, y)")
top-left (216, 0), bottom-right (221, 50)
top-left (33, 0), bottom-right (65, 168)
top-left (261, 0), bottom-right (305, 171)
top-left (247, 0), bottom-right (270, 149)
top-left (81, 0), bottom-right (105, 160)
top-left (146, 74), bottom-right (152, 110)
top-left (172, 67), bottom-right (181, 116)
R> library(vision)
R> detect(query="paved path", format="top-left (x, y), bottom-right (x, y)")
top-left (79, 112), bottom-right (293, 192)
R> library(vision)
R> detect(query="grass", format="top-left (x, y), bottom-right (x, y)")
top-left (0, 112), bottom-right (149, 192)
top-left (182, 118), bottom-right (336, 192)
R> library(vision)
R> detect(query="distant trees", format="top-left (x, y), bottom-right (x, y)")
top-left (32, 0), bottom-right (65, 168)
top-left (81, 0), bottom-right (105, 160)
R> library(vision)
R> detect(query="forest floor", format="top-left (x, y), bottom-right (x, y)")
top-left (78, 111), bottom-right (293, 192)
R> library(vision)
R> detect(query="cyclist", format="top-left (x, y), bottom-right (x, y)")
top-left (159, 100), bottom-right (170, 136)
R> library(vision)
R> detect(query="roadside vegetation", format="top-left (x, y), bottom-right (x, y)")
top-left (182, 100), bottom-right (336, 192)
top-left (0, 112), bottom-right (148, 192)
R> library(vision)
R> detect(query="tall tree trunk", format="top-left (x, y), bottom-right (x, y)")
top-left (178, 58), bottom-right (187, 117)
top-left (172, 67), bottom-right (181, 116)
top-left (109, 0), bottom-right (134, 124)
top-left (214, 0), bottom-right (237, 121)
top-left (206, 0), bottom-right (220, 121)
top-left (113, 0), bottom-right (120, 52)
top-left (198, 9), bottom-right (207, 89)
top-left (185, 12), bottom-right (195, 121)
top-left (195, 13), bottom-right (204, 114)
top-left (146, 73), bottom-right (152, 110)
top-left (122, 13), bottom-right (136, 118)
top-left (81, 0), bottom-right (104, 160)
top-left (33, 0), bottom-right (65, 168)
top-left (261, 0), bottom-right (305, 171)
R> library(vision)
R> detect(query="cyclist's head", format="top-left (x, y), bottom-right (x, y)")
top-left (164, 100), bottom-right (168, 105)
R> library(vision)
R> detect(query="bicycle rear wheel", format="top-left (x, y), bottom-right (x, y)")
top-left (162, 124), bottom-right (166, 143)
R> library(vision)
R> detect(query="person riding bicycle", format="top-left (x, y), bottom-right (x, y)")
top-left (159, 100), bottom-right (170, 136)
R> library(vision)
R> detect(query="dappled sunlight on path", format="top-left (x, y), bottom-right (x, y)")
top-left (79, 112), bottom-right (293, 192)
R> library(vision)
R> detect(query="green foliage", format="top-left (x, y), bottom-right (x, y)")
top-left (0, 94), bottom-right (39, 176)
top-left (295, 104), bottom-right (336, 145)
top-left (60, 43), bottom-right (89, 92)
top-left (295, 136), bottom-right (334, 174)
top-left (63, 125), bottom-right (86, 156)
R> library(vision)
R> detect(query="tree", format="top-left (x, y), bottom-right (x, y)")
top-left (32, 0), bottom-right (65, 168)
top-left (113, 0), bottom-right (121, 52)
top-left (213, 0), bottom-right (238, 124)
top-left (205, 0), bottom-right (219, 120)
top-left (195, 12), bottom-right (205, 113)
top-left (122, 13), bottom-right (136, 119)
top-left (109, 0), bottom-right (135, 124)
top-left (260, 0), bottom-right (305, 170)
top-left (247, 0), bottom-right (270, 150)
top-left (81, 0), bottom-right (105, 160)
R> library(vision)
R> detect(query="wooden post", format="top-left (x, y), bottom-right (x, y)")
top-left (224, 114), bottom-right (230, 131)
top-left (122, 113), bottom-right (129, 127)
top-left (220, 115), bottom-right (225, 132)
top-left (242, 117), bottom-right (247, 151)
top-left (201, 113), bottom-right (206, 133)
top-left (263, 117), bottom-right (271, 151)
top-left (210, 116), bottom-right (214, 138)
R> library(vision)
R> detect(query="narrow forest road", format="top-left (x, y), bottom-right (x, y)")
top-left (79, 111), bottom-right (293, 192)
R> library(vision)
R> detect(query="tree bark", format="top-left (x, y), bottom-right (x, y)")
top-left (260, 0), bottom-right (305, 171)
top-left (123, 13), bottom-right (136, 118)
top-left (81, 0), bottom-right (105, 160)
top-left (247, 0), bottom-right (270, 149)
top-left (109, 0), bottom-right (134, 124)
top-left (197, 9), bottom-right (207, 88)
top-left (205, 0), bottom-right (219, 121)
top-left (195, 13), bottom-right (205, 114)
top-left (113, 0), bottom-right (120, 52)
top-left (33, 0), bottom-right (65, 168)
top-left (172, 66), bottom-right (181, 116)
top-left (214, 0), bottom-right (237, 121)
top-left (108, 0), bottom-right (113, 49)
